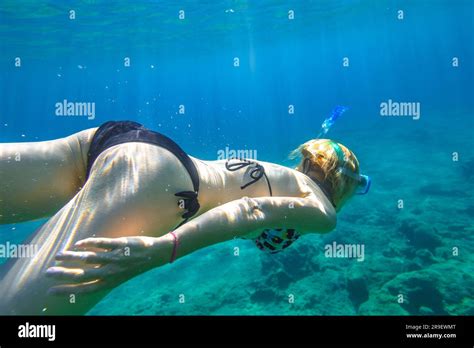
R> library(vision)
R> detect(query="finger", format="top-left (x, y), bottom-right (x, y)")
top-left (55, 251), bottom-right (113, 264)
top-left (45, 266), bottom-right (102, 282)
top-left (48, 280), bottom-right (109, 296)
top-left (74, 237), bottom-right (127, 250)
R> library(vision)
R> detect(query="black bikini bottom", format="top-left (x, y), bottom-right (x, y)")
top-left (86, 121), bottom-right (200, 228)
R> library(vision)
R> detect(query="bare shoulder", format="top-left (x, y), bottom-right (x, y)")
top-left (259, 160), bottom-right (314, 196)
top-left (261, 161), bottom-right (336, 221)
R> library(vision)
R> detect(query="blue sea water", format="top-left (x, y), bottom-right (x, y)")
top-left (0, 0), bottom-right (473, 315)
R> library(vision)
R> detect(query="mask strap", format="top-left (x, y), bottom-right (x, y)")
top-left (330, 142), bottom-right (347, 168)
top-left (302, 157), bottom-right (311, 174)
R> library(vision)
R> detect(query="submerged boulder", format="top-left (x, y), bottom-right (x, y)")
top-left (398, 220), bottom-right (443, 251)
top-left (359, 260), bottom-right (473, 315)
top-left (347, 273), bottom-right (369, 310)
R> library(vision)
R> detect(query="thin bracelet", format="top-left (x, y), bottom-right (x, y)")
top-left (169, 231), bottom-right (179, 263)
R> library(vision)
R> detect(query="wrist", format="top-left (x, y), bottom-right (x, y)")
top-left (153, 233), bottom-right (177, 266)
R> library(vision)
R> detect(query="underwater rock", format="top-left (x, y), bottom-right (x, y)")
top-left (367, 255), bottom-right (412, 286)
top-left (418, 306), bottom-right (434, 315)
top-left (404, 260), bottom-right (423, 272)
top-left (276, 246), bottom-right (314, 280)
top-left (302, 277), bottom-right (356, 315)
top-left (297, 242), bottom-right (316, 255)
top-left (160, 294), bottom-right (172, 303)
top-left (346, 274), bottom-right (369, 311)
top-left (460, 157), bottom-right (474, 180)
top-left (373, 208), bottom-right (398, 226)
top-left (382, 242), bottom-right (408, 258)
top-left (264, 269), bottom-right (294, 289)
top-left (339, 211), bottom-right (365, 225)
top-left (413, 249), bottom-right (437, 267)
top-left (457, 300), bottom-right (474, 315)
top-left (464, 204), bottom-right (474, 216)
top-left (413, 228), bottom-right (443, 250)
top-left (360, 260), bottom-right (473, 315)
top-left (324, 268), bottom-right (346, 292)
top-left (250, 288), bottom-right (277, 303)
top-left (415, 248), bottom-right (435, 260)
top-left (445, 224), bottom-right (468, 238)
top-left (358, 293), bottom-right (409, 315)
top-left (382, 248), bottom-right (397, 258)
top-left (260, 254), bottom-right (279, 271)
top-left (434, 247), bottom-right (459, 260)
top-left (385, 272), bottom-right (446, 314)
top-left (418, 183), bottom-right (468, 197)
top-left (399, 220), bottom-right (442, 251)
top-left (447, 224), bottom-right (466, 232)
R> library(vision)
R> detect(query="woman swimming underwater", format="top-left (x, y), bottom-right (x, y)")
top-left (0, 120), bottom-right (370, 315)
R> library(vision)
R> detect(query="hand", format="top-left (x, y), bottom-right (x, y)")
top-left (46, 236), bottom-right (167, 295)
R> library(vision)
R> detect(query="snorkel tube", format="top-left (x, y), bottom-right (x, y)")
top-left (315, 106), bottom-right (371, 195)
top-left (317, 105), bottom-right (349, 138)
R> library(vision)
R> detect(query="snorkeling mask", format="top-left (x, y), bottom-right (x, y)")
top-left (302, 141), bottom-right (371, 196)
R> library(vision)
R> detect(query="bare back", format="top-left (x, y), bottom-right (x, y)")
top-left (0, 128), bottom-right (333, 314)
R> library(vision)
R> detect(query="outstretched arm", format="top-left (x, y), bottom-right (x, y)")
top-left (48, 195), bottom-right (336, 293)
top-left (166, 195), bottom-right (336, 260)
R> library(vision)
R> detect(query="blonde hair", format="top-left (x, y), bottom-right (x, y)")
top-left (291, 139), bottom-right (360, 208)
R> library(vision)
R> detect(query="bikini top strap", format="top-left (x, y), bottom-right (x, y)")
top-left (225, 158), bottom-right (272, 196)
